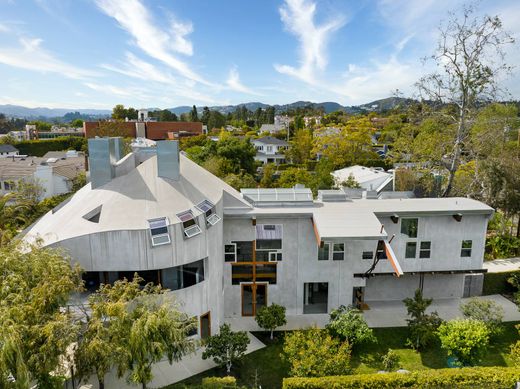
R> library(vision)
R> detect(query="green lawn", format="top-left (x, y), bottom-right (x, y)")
top-left (166, 322), bottom-right (520, 389)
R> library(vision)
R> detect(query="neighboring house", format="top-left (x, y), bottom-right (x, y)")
top-left (274, 115), bottom-right (291, 128)
top-left (304, 116), bottom-right (322, 127)
top-left (259, 124), bottom-right (286, 134)
top-left (0, 154), bottom-right (85, 198)
top-left (0, 144), bottom-right (19, 158)
top-left (251, 136), bottom-right (289, 165)
top-left (7, 131), bottom-right (26, 142)
top-left (24, 137), bottom-right (493, 341)
top-left (332, 165), bottom-right (393, 193)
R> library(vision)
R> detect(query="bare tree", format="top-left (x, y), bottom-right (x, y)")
top-left (416, 4), bottom-right (514, 197)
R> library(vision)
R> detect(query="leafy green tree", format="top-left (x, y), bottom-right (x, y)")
top-left (381, 349), bottom-right (400, 371)
top-left (403, 289), bottom-right (442, 350)
top-left (340, 173), bottom-right (361, 188)
top-left (437, 319), bottom-right (490, 366)
top-left (460, 298), bottom-right (504, 337)
top-left (190, 105), bottom-right (199, 122)
top-left (207, 111), bottom-right (226, 130)
top-left (277, 168), bottom-right (313, 189)
top-left (286, 129), bottom-right (314, 165)
top-left (202, 324), bottom-right (250, 373)
top-left (216, 136), bottom-right (256, 174)
top-left (112, 104), bottom-right (137, 120)
top-left (201, 106), bottom-right (211, 125)
top-left (0, 243), bottom-right (83, 387)
top-left (416, 5), bottom-right (514, 196)
top-left (255, 304), bottom-right (287, 339)
top-left (224, 173), bottom-right (257, 190)
top-left (259, 163), bottom-right (276, 188)
top-left (71, 119), bottom-right (84, 128)
top-left (28, 120), bottom-right (52, 132)
top-left (326, 305), bottom-right (375, 347)
top-left (282, 327), bottom-right (351, 377)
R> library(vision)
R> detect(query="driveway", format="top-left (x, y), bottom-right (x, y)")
top-left (483, 257), bottom-right (520, 273)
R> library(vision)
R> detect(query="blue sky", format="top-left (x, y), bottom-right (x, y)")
top-left (0, 0), bottom-right (519, 109)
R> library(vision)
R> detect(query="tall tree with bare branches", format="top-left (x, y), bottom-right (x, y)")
top-left (416, 4), bottom-right (514, 197)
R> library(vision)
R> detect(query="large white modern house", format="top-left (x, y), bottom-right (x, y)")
top-left (24, 137), bottom-right (493, 339)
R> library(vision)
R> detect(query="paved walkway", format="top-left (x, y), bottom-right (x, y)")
top-left (78, 332), bottom-right (264, 389)
top-left (483, 257), bottom-right (520, 273)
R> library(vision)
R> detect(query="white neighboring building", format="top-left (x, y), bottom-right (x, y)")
top-left (251, 136), bottom-right (289, 165)
top-left (332, 165), bottom-right (393, 193)
top-left (274, 115), bottom-right (291, 128)
top-left (259, 124), bottom-right (286, 134)
top-left (0, 144), bottom-right (19, 158)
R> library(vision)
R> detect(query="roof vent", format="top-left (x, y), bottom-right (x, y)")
top-left (83, 205), bottom-right (102, 223)
top-left (157, 140), bottom-right (180, 181)
top-left (318, 190), bottom-right (350, 202)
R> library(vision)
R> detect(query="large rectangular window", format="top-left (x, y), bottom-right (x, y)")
top-left (256, 224), bottom-right (282, 250)
top-left (318, 242), bottom-right (330, 261)
top-left (332, 243), bottom-right (345, 261)
top-left (461, 240), bottom-right (472, 257)
top-left (405, 242), bottom-right (417, 258)
top-left (148, 217), bottom-right (171, 246)
top-left (419, 241), bottom-right (431, 258)
top-left (303, 282), bottom-right (328, 314)
top-left (177, 210), bottom-right (201, 238)
top-left (235, 241), bottom-right (254, 262)
top-left (401, 218), bottom-right (418, 238)
top-left (162, 259), bottom-right (205, 290)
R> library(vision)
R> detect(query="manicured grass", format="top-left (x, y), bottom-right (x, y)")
top-left (166, 323), bottom-right (520, 389)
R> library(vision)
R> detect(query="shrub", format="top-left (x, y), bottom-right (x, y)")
top-left (381, 349), bottom-right (400, 371)
top-left (510, 340), bottom-right (520, 367)
top-left (282, 327), bottom-right (351, 377)
top-left (326, 305), bottom-right (375, 347)
top-left (482, 270), bottom-right (520, 295)
top-left (460, 297), bottom-right (504, 336)
top-left (403, 289), bottom-right (443, 350)
top-left (255, 303), bottom-right (287, 339)
top-left (282, 367), bottom-right (520, 388)
top-left (201, 376), bottom-right (237, 388)
top-left (202, 324), bottom-right (250, 373)
top-left (437, 319), bottom-right (490, 366)
top-left (16, 137), bottom-right (86, 157)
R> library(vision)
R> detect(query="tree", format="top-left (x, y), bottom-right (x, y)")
top-left (28, 120), bottom-right (52, 132)
top-left (0, 243), bottom-right (83, 387)
top-left (216, 137), bottom-right (256, 174)
top-left (255, 304), bottom-right (287, 339)
top-left (326, 305), bottom-right (375, 347)
top-left (381, 349), bottom-right (400, 371)
top-left (286, 129), bottom-right (314, 165)
top-left (403, 289), bottom-right (442, 350)
top-left (224, 173), bottom-right (257, 190)
top-left (112, 104), bottom-right (137, 120)
top-left (341, 173), bottom-right (361, 188)
top-left (201, 106), bottom-right (211, 125)
top-left (460, 297), bottom-right (504, 337)
top-left (76, 275), bottom-right (196, 389)
top-left (416, 5), bottom-right (514, 196)
top-left (282, 327), bottom-right (351, 377)
top-left (259, 163), bottom-right (276, 188)
top-left (202, 324), bottom-right (250, 373)
top-left (277, 168), bottom-right (313, 189)
top-left (190, 105), bottom-right (199, 122)
top-left (207, 111), bottom-right (226, 131)
top-left (94, 121), bottom-right (131, 138)
top-left (437, 319), bottom-right (490, 366)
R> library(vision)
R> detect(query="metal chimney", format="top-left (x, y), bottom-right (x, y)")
top-left (156, 140), bottom-right (180, 181)
top-left (88, 137), bottom-right (120, 189)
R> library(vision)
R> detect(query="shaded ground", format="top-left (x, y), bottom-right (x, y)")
top-left (166, 322), bottom-right (520, 389)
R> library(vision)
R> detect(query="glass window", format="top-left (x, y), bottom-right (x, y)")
top-left (332, 243), bottom-right (344, 261)
top-left (303, 282), bottom-right (328, 314)
top-left (162, 259), bottom-right (205, 290)
top-left (195, 199), bottom-right (221, 226)
top-left (224, 244), bottom-right (236, 262)
top-left (405, 242), bottom-right (417, 258)
top-left (256, 225), bottom-right (282, 250)
top-left (461, 240), bottom-right (472, 257)
top-left (255, 264), bottom-right (277, 284)
top-left (177, 210), bottom-right (201, 238)
top-left (148, 217), bottom-right (171, 246)
top-left (376, 240), bottom-right (387, 259)
top-left (235, 241), bottom-right (253, 262)
top-left (318, 242), bottom-right (330, 260)
top-left (362, 251), bottom-right (373, 260)
top-left (231, 264), bottom-right (254, 285)
top-left (419, 241), bottom-right (431, 258)
top-left (401, 218), bottom-right (418, 238)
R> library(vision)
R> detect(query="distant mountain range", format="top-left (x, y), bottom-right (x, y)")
top-left (0, 97), bottom-right (416, 119)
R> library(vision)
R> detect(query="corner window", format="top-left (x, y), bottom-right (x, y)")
top-left (177, 210), bottom-right (201, 238)
top-left (461, 240), bottom-right (472, 257)
top-left (224, 243), bottom-right (236, 262)
top-left (195, 199), bottom-right (221, 227)
top-left (401, 218), bottom-right (418, 238)
top-left (405, 242), bottom-right (417, 258)
top-left (332, 243), bottom-right (344, 261)
top-left (318, 242), bottom-right (330, 260)
top-left (148, 217), bottom-right (171, 246)
top-left (419, 241), bottom-right (431, 258)
top-left (362, 251), bottom-right (373, 260)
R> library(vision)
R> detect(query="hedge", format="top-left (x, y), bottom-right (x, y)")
top-left (282, 367), bottom-right (520, 389)
top-left (15, 137), bottom-right (87, 157)
top-left (201, 376), bottom-right (237, 388)
top-left (482, 270), bottom-right (520, 295)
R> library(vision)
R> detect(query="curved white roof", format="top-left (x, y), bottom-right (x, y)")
top-left (24, 154), bottom-right (250, 246)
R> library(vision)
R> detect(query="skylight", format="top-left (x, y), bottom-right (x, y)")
top-left (195, 199), bottom-right (221, 227)
top-left (177, 210), bottom-right (202, 238)
top-left (82, 205), bottom-right (102, 223)
top-left (148, 217), bottom-right (171, 246)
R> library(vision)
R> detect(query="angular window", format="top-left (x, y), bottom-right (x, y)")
top-left (461, 240), bottom-right (472, 257)
top-left (256, 224), bottom-right (282, 250)
top-left (161, 259), bottom-right (205, 290)
top-left (224, 243), bottom-right (237, 262)
top-left (318, 242), bottom-right (330, 261)
top-left (195, 199), bottom-right (221, 227)
top-left (177, 210), bottom-right (201, 238)
top-left (376, 240), bottom-right (387, 260)
top-left (148, 217), bottom-right (171, 246)
top-left (83, 205), bottom-right (102, 223)
top-left (362, 251), bottom-right (373, 260)
top-left (401, 218), bottom-right (418, 238)
top-left (419, 241), bottom-right (431, 258)
top-left (405, 242), bottom-right (417, 258)
top-left (332, 243), bottom-right (345, 261)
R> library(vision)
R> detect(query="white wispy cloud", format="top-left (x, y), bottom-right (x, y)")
top-left (274, 0), bottom-right (346, 84)
top-left (0, 37), bottom-right (97, 79)
top-left (84, 81), bottom-right (151, 100)
top-left (95, 0), bottom-right (210, 85)
top-left (226, 66), bottom-right (262, 96)
top-left (0, 23), bottom-right (10, 33)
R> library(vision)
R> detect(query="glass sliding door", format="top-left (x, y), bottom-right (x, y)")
top-left (241, 283), bottom-right (267, 316)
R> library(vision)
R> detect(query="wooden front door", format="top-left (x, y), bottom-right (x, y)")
top-left (241, 283), bottom-right (267, 316)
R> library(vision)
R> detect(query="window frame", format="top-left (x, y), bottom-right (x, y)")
top-left (148, 217), bottom-right (171, 247)
top-left (332, 243), bottom-right (345, 261)
top-left (461, 240), bottom-right (472, 257)
top-left (177, 210), bottom-right (202, 238)
top-left (224, 243), bottom-right (237, 262)
top-left (401, 218), bottom-right (418, 238)
top-left (256, 224), bottom-right (283, 251)
top-left (318, 242), bottom-right (331, 261)
top-left (195, 199), bottom-right (221, 227)
top-left (362, 251), bottom-right (373, 260)
top-left (419, 241), bottom-right (431, 259)
top-left (405, 241), bottom-right (417, 259)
